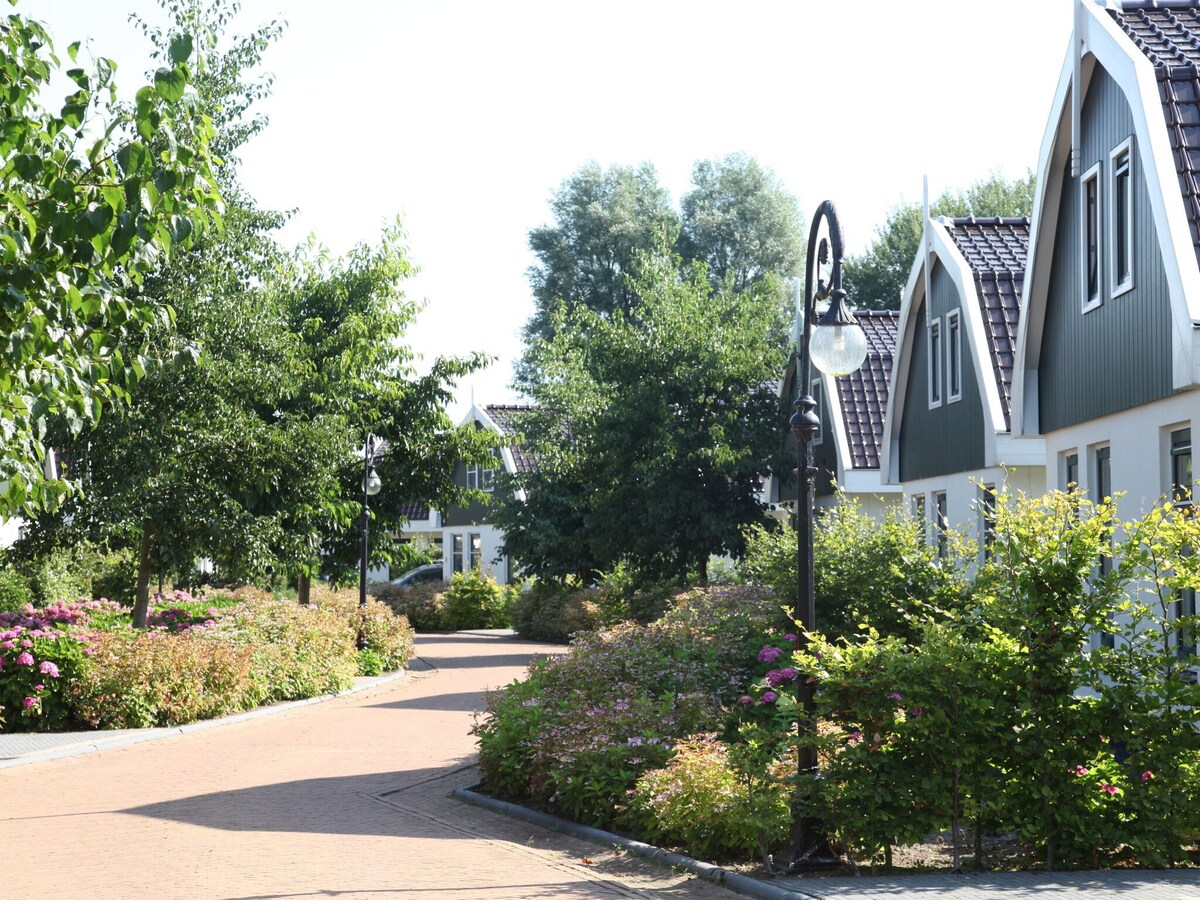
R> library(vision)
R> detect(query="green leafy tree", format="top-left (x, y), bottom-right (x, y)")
top-left (0, 6), bottom-right (221, 515)
top-left (499, 248), bottom-right (788, 583)
top-left (844, 171), bottom-right (1035, 310)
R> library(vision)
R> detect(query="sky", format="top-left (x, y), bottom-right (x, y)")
top-left (34, 0), bottom-right (1071, 422)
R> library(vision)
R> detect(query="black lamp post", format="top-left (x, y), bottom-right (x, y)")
top-left (788, 200), bottom-right (868, 871)
top-left (358, 434), bottom-right (384, 649)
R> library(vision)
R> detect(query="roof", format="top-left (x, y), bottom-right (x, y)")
top-left (1109, 4), bottom-right (1200, 271)
top-left (944, 217), bottom-right (1030, 429)
top-left (482, 404), bottom-right (539, 473)
top-left (834, 311), bottom-right (899, 469)
top-left (399, 501), bottom-right (431, 521)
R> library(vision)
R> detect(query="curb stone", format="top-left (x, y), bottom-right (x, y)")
top-left (0, 667), bottom-right (411, 770)
top-left (452, 785), bottom-right (828, 900)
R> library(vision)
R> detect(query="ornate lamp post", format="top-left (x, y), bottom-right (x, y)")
top-left (358, 434), bottom-right (385, 649)
top-left (789, 200), bottom-right (868, 871)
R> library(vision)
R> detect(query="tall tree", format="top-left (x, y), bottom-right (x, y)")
top-left (0, 6), bottom-right (221, 515)
top-left (678, 152), bottom-right (805, 293)
top-left (523, 162), bottom-right (677, 347)
top-left (497, 248), bottom-right (788, 583)
top-left (844, 171), bottom-right (1036, 310)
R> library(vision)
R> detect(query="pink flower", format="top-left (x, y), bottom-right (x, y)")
top-left (760, 691), bottom-right (779, 704)
top-left (15, 651), bottom-right (34, 666)
top-left (1141, 771), bottom-right (1154, 781)
top-left (39, 660), bottom-right (60, 678)
top-left (34, 684), bottom-right (44, 691)
top-left (737, 695), bottom-right (754, 705)
top-left (22, 696), bottom-right (36, 709)
top-left (887, 692), bottom-right (902, 701)
top-left (757, 645), bottom-right (783, 664)
top-left (1099, 782), bottom-right (1119, 795)
top-left (1073, 765), bottom-right (1089, 777)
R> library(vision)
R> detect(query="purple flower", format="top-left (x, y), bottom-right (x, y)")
top-left (614, 701), bottom-right (629, 711)
top-left (760, 691), bottom-right (779, 704)
top-left (888, 693), bottom-right (902, 701)
top-left (736, 695), bottom-right (754, 705)
top-left (39, 660), bottom-right (60, 678)
top-left (783, 634), bottom-right (798, 643)
top-left (910, 707), bottom-right (924, 717)
top-left (15, 651), bottom-right (34, 666)
top-left (22, 696), bottom-right (36, 709)
top-left (757, 645), bottom-right (783, 664)
top-left (627, 736), bottom-right (644, 746)
top-left (846, 730), bottom-right (863, 745)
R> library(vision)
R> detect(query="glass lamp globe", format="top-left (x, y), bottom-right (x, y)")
top-left (810, 320), bottom-right (868, 376)
top-left (363, 467), bottom-right (382, 496)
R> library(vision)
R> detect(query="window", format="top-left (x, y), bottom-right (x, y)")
top-left (811, 377), bottom-right (824, 446)
top-left (1171, 428), bottom-right (1193, 505)
top-left (467, 452), bottom-right (498, 492)
top-left (980, 484), bottom-right (997, 562)
top-left (1082, 163), bottom-right (1102, 312)
top-left (928, 316), bottom-right (943, 408)
top-left (1094, 445), bottom-right (1114, 647)
top-left (913, 494), bottom-right (927, 544)
top-left (1110, 139), bottom-right (1134, 296)
top-left (451, 533), bottom-right (464, 574)
top-left (468, 532), bottom-right (482, 571)
top-left (946, 310), bottom-right (962, 403)
top-left (1064, 452), bottom-right (1080, 490)
top-left (934, 491), bottom-right (948, 560)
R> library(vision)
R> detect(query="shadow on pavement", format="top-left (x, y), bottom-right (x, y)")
top-left (412, 652), bottom-right (561, 671)
top-left (365, 691), bottom-right (487, 713)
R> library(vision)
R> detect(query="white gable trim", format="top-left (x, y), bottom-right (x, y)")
top-left (460, 404), bottom-right (527, 502)
top-left (879, 250), bottom-right (928, 484)
top-left (820, 371), bottom-right (855, 479)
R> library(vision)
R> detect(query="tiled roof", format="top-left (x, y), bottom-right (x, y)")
top-left (399, 501), bottom-right (431, 521)
top-left (482, 404), bottom-right (539, 473)
top-left (834, 311), bottom-right (898, 469)
top-left (1109, 4), bottom-right (1200, 270)
top-left (945, 217), bottom-right (1030, 429)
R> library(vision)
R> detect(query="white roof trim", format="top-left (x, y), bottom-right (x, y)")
top-left (820, 370), bottom-right (855, 478)
top-left (460, 403), bottom-right (527, 503)
top-left (879, 248), bottom-right (928, 484)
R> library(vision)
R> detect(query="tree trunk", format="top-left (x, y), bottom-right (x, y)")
top-left (132, 522), bottom-right (156, 629)
top-left (297, 572), bottom-right (311, 606)
top-left (697, 554), bottom-right (709, 585)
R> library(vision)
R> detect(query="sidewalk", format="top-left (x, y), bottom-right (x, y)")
top-left (1, 631), bottom-right (1196, 900)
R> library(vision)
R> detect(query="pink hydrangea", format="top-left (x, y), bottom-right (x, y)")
top-left (757, 645), bottom-right (783, 664)
top-left (15, 651), bottom-right (34, 666)
top-left (736, 695), bottom-right (754, 705)
top-left (22, 696), bottom-right (36, 709)
top-left (759, 690), bottom-right (779, 704)
top-left (1141, 770), bottom-right (1154, 781)
top-left (39, 660), bottom-right (60, 678)
top-left (1073, 765), bottom-right (1089, 777)
top-left (1099, 783), bottom-right (1119, 795)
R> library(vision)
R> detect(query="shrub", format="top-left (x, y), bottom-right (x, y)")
top-left (0, 566), bottom-right (34, 613)
top-left (441, 569), bottom-right (511, 630)
top-left (357, 648), bottom-right (384, 676)
top-left (314, 590), bottom-right (414, 672)
top-left (509, 578), bottom-right (591, 641)
top-left (373, 581), bottom-right (448, 631)
top-left (625, 735), bottom-right (790, 861)
top-left (0, 625), bottom-right (89, 732)
top-left (71, 629), bottom-right (259, 728)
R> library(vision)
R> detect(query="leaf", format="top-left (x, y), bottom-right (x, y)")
top-left (153, 64), bottom-right (187, 103)
top-left (67, 41), bottom-right (80, 62)
top-left (169, 33), bottom-right (193, 65)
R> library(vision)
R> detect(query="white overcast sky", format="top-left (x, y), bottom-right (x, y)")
top-left (35, 0), bottom-right (1070, 421)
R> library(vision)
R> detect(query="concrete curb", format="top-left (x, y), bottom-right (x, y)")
top-left (0, 667), bottom-right (410, 770)
top-left (452, 786), bottom-right (827, 900)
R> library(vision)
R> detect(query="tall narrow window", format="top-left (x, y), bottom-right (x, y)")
top-left (451, 533), bottom-right (464, 574)
top-left (980, 484), bottom-right (997, 562)
top-left (1082, 163), bottom-right (1101, 312)
top-left (913, 494), bottom-right (927, 545)
top-left (928, 317), bottom-right (943, 408)
top-left (1094, 445), bottom-right (1114, 647)
top-left (1065, 452), bottom-right (1080, 490)
top-left (1110, 140), bottom-right (1133, 295)
top-left (946, 310), bottom-right (962, 403)
top-left (468, 532), bottom-right (483, 571)
top-left (1171, 428), bottom-right (1193, 505)
top-left (934, 491), bottom-right (948, 560)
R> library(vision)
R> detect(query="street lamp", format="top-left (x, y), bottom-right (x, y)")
top-left (358, 434), bottom-right (385, 649)
top-left (788, 200), bottom-right (868, 871)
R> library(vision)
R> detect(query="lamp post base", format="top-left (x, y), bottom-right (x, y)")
top-left (788, 817), bottom-right (841, 872)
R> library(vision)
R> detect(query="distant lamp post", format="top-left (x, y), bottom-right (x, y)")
top-left (358, 434), bottom-right (385, 649)
top-left (789, 200), bottom-right (868, 871)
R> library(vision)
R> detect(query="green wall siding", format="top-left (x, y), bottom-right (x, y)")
top-left (441, 459), bottom-right (494, 527)
top-left (899, 260), bottom-right (987, 480)
top-left (1039, 64), bottom-right (1174, 433)
top-left (813, 374), bottom-right (838, 497)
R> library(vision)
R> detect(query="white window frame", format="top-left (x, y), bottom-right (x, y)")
top-left (811, 376), bottom-right (824, 446)
top-left (1081, 161), bottom-right (1103, 313)
top-left (1109, 137), bottom-right (1134, 299)
top-left (945, 309), bottom-right (963, 404)
top-left (927, 316), bottom-right (943, 409)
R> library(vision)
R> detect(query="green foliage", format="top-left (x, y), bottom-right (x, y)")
top-left (501, 249), bottom-right (789, 583)
top-left (372, 581), bottom-right (448, 632)
top-left (0, 6), bottom-right (221, 515)
top-left (0, 627), bottom-right (89, 733)
top-left (441, 569), bottom-right (513, 631)
top-left (625, 736), bottom-right (791, 861)
top-left (0, 565), bottom-right (35, 613)
top-left (508, 578), bottom-right (603, 642)
top-left (843, 171), bottom-right (1035, 310)
top-left (357, 648), bottom-right (384, 677)
top-left (309, 585), bottom-right (415, 672)
top-left (742, 497), bottom-right (967, 641)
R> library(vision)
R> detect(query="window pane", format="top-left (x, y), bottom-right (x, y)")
top-left (929, 321), bottom-right (942, 404)
top-left (452, 534), bottom-right (464, 573)
top-left (948, 316), bottom-right (960, 398)
top-left (1086, 176), bottom-right (1099, 301)
top-left (1115, 154), bottom-right (1130, 284)
top-left (469, 533), bottom-right (482, 571)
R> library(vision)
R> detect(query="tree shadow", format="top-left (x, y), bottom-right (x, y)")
top-left (366, 691), bottom-right (486, 712)
top-left (412, 652), bottom-right (561, 671)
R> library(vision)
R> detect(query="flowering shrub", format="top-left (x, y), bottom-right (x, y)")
top-left (475, 585), bottom-right (785, 830)
top-left (0, 624), bottom-right (89, 732)
top-left (71, 629), bottom-right (258, 728)
top-left (311, 590), bottom-right (414, 673)
top-left (373, 581), bottom-right (449, 631)
top-left (0, 598), bottom-right (124, 631)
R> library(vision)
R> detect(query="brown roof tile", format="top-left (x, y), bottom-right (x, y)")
top-left (482, 404), bottom-right (539, 474)
top-left (834, 311), bottom-right (898, 469)
top-left (945, 217), bottom-right (1030, 430)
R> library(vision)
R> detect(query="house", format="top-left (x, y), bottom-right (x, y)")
top-left (881, 215), bottom-right (1046, 554)
top-left (426, 403), bottom-right (535, 585)
top-left (1011, 0), bottom-right (1199, 517)
top-left (776, 310), bottom-right (903, 518)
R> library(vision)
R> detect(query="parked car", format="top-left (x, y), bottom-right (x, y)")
top-left (391, 561), bottom-right (444, 588)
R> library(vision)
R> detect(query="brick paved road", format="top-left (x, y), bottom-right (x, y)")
top-left (0, 632), bottom-right (731, 900)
